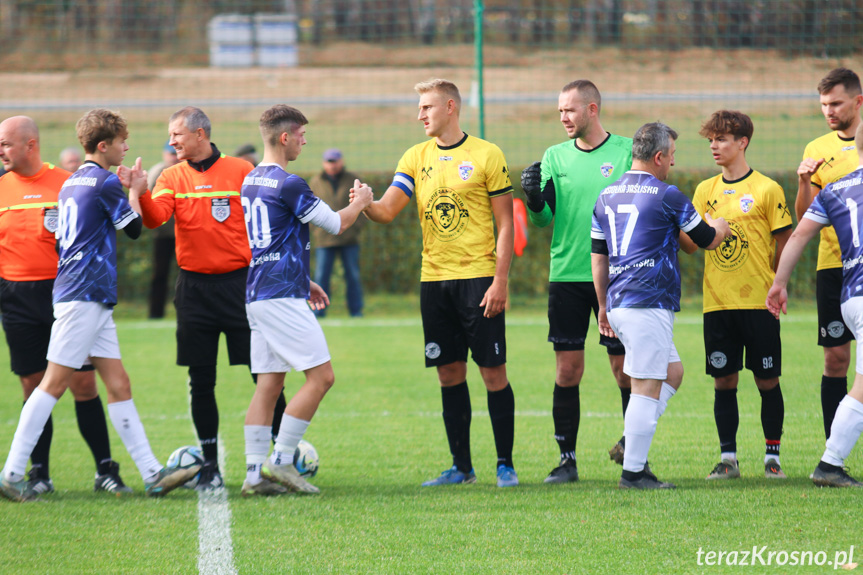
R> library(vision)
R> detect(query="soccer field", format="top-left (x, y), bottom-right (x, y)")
top-left (0, 304), bottom-right (861, 574)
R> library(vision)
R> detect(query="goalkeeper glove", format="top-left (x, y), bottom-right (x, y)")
top-left (520, 161), bottom-right (546, 212)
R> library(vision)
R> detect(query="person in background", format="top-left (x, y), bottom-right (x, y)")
top-left (310, 148), bottom-right (365, 318)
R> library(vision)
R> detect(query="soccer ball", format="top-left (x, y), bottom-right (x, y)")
top-left (166, 445), bottom-right (204, 488)
top-left (293, 439), bottom-right (319, 478)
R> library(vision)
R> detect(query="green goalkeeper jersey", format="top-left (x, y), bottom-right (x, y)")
top-left (529, 133), bottom-right (632, 282)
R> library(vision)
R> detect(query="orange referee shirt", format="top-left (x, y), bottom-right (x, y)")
top-left (139, 151), bottom-right (253, 275)
top-left (0, 163), bottom-right (69, 281)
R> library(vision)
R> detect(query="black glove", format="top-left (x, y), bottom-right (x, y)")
top-left (520, 161), bottom-right (546, 212)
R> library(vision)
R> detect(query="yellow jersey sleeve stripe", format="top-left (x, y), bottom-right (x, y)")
top-left (174, 190), bottom-right (241, 199)
top-left (0, 202), bottom-right (57, 212)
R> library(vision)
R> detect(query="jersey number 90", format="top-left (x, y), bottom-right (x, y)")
top-left (242, 196), bottom-right (272, 249)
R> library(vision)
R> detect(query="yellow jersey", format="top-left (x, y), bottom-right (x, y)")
top-left (802, 131), bottom-right (859, 270)
top-left (394, 133), bottom-right (513, 282)
top-left (692, 169), bottom-right (792, 312)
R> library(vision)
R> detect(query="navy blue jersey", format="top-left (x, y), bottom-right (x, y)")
top-left (53, 162), bottom-right (138, 306)
top-left (805, 166), bottom-right (863, 303)
top-left (243, 164), bottom-right (322, 302)
top-left (591, 171), bottom-right (702, 311)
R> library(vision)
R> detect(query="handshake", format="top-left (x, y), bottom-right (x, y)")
top-left (349, 179), bottom-right (374, 210)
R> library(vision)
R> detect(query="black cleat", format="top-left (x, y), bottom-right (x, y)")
top-left (544, 458), bottom-right (579, 484)
top-left (94, 461), bottom-right (133, 495)
top-left (619, 473), bottom-right (675, 490)
top-left (812, 464), bottom-right (863, 488)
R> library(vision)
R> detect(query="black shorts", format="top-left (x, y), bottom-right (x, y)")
top-left (817, 268), bottom-right (855, 347)
top-left (703, 309), bottom-right (781, 379)
top-left (0, 278), bottom-right (54, 376)
top-left (420, 277), bottom-right (506, 368)
top-left (548, 282), bottom-right (625, 354)
top-left (174, 268), bottom-right (250, 367)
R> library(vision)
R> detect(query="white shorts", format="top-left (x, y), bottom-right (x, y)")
top-left (247, 298), bottom-right (331, 374)
top-left (841, 298), bottom-right (863, 374)
top-left (607, 307), bottom-right (680, 380)
top-left (47, 301), bottom-right (121, 369)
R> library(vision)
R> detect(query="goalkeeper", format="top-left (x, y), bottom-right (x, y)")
top-left (521, 80), bottom-right (635, 483)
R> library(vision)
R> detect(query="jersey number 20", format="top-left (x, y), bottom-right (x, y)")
top-left (242, 196), bottom-right (272, 249)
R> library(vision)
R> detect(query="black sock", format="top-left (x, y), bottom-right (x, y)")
top-left (75, 396), bottom-right (112, 472)
top-left (441, 382), bottom-right (472, 473)
top-left (620, 386), bottom-right (631, 419)
top-left (189, 365), bottom-right (219, 462)
top-left (553, 384), bottom-right (580, 460)
top-left (714, 388), bottom-right (738, 454)
top-left (759, 384), bottom-right (784, 459)
top-left (821, 375), bottom-right (848, 439)
top-left (488, 383), bottom-right (515, 469)
top-left (30, 405), bottom-right (52, 478)
top-left (272, 391), bottom-right (287, 443)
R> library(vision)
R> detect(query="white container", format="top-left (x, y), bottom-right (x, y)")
top-left (256, 44), bottom-right (299, 67)
top-left (254, 13), bottom-right (298, 45)
top-left (208, 14), bottom-right (253, 45)
top-left (209, 43), bottom-right (255, 67)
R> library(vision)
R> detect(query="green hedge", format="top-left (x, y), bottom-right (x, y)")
top-left (117, 169), bottom-right (817, 305)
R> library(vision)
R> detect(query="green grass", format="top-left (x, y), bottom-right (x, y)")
top-left (0, 301), bottom-right (861, 574)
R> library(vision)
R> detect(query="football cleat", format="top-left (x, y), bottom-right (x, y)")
top-left (619, 473), bottom-right (676, 490)
top-left (811, 464), bottom-right (863, 488)
top-left (544, 458), bottom-right (579, 484)
top-left (261, 457), bottom-right (319, 494)
top-left (421, 466), bottom-right (477, 487)
top-left (496, 465), bottom-right (519, 488)
top-left (706, 458), bottom-right (741, 480)
top-left (145, 465), bottom-right (201, 497)
top-left (94, 461), bottom-right (133, 495)
top-left (241, 478), bottom-right (289, 497)
top-left (0, 475), bottom-right (39, 502)
top-left (764, 459), bottom-right (787, 479)
top-left (608, 438), bottom-right (625, 465)
top-left (27, 468), bottom-right (54, 495)
top-left (195, 461), bottom-right (225, 491)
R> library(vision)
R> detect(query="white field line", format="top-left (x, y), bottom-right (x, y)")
top-left (197, 436), bottom-right (237, 575)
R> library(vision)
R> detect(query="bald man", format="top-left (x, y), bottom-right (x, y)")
top-left (0, 116), bottom-right (130, 494)
top-left (59, 147), bottom-right (82, 172)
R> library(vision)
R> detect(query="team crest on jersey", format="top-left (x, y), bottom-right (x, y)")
top-left (739, 194), bottom-right (754, 214)
top-left (43, 208), bottom-right (58, 233)
top-left (424, 187), bottom-right (469, 241)
top-left (709, 352), bottom-right (728, 369)
top-left (458, 161), bottom-right (474, 181)
top-left (708, 220), bottom-right (749, 272)
top-left (600, 163), bottom-right (614, 178)
top-left (211, 198), bottom-right (230, 222)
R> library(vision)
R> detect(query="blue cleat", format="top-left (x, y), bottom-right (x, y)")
top-left (421, 466), bottom-right (476, 487)
top-left (496, 465), bottom-right (519, 488)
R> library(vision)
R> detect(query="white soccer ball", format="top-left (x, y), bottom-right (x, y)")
top-left (166, 445), bottom-right (204, 488)
top-left (293, 439), bottom-right (319, 478)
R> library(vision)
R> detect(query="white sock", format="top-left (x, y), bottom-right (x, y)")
top-left (823, 395), bottom-right (863, 467)
top-left (765, 454), bottom-right (780, 465)
top-left (245, 425), bottom-right (271, 484)
top-left (108, 400), bottom-right (162, 481)
top-left (721, 451), bottom-right (738, 463)
top-left (273, 415), bottom-right (309, 465)
top-left (655, 382), bottom-right (676, 419)
top-left (622, 394), bottom-right (659, 473)
top-left (2, 389), bottom-right (57, 482)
